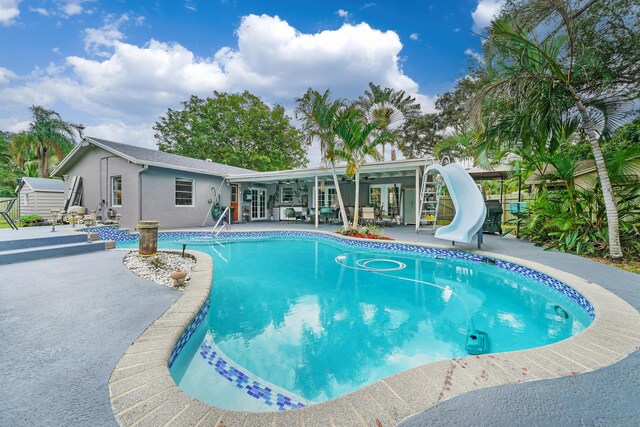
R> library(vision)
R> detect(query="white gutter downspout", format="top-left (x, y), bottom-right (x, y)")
top-left (314, 175), bottom-right (319, 228)
top-left (138, 165), bottom-right (149, 221)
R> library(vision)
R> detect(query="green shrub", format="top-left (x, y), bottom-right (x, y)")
top-left (20, 215), bottom-right (44, 226)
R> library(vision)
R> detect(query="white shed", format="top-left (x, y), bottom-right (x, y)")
top-left (16, 177), bottom-right (65, 219)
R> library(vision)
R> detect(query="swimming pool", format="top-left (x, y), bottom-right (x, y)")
top-left (117, 231), bottom-right (593, 413)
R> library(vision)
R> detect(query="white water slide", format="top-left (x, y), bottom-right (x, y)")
top-left (426, 163), bottom-right (486, 245)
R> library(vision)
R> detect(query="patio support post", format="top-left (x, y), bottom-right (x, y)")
top-left (500, 177), bottom-right (504, 224)
top-left (314, 175), bottom-right (319, 228)
top-left (415, 167), bottom-right (420, 232)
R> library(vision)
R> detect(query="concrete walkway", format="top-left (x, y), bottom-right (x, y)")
top-left (0, 250), bottom-right (179, 427)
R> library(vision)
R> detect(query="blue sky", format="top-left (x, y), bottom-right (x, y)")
top-left (0, 0), bottom-right (503, 164)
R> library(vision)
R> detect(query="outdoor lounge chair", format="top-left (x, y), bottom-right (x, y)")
top-left (0, 199), bottom-right (18, 230)
top-left (362, 207), bottom-right (376, 226)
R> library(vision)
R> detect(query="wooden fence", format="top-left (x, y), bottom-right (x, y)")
top-left (437, 195), bottom-right (533, 224)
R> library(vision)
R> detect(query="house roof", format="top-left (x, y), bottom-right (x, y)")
top-left (525, 160), bottom-right (596, 185)
top-left (227, 158), bottom-right (429, 183)
top-left (227, 160), bottom-right (511, 183)
top-left (52, 137), bottom-right (255, 177)
top-left (16, 177), bottom-right (65, 193)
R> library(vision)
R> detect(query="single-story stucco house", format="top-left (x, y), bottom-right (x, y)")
top-left (15, 177), bottom-right (65, 219)
top-left (51, 137), bottom-right (508, 230)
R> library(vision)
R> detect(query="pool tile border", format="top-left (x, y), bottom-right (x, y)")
top-left (108, 229), bottom-right (640, 427)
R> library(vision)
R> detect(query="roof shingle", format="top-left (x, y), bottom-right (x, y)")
top-left (88, 137), bottom-right (255, 176)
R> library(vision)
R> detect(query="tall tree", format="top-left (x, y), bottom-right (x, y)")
top-left (295, 89), bottom-right (350, 228)
top-left (155, 91), bottom-right (308, 171)
top-left (358, 83), bottom-right (420, 161)
top-left (28, 106), bottom-right (83, 177)
top-left (332, 106), bottom-right (392, 228)
top-left (473, 0), bottom-right (639, 260)
top-left (398, 113), bottom-right (441, 158)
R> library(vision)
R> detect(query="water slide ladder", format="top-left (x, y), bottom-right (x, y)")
top-left (416, 158), bottom-right (446, 233)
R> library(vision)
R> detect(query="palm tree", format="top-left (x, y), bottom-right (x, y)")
top-left (8, 132), bottom-right (38, 173)
top-left (28, 106), bottom-right (83, 177)
top-left (358, 83), bottom-right (420, 161)
top-left (332, 106), bottom-right (393, 228)
top-left (472, 13), bottom-right (633, 260)
top-left (295, 89), bottom-right (349, 228)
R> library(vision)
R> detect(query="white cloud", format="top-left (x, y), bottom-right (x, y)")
top-left (361, 3), bottom-right (376, 9)
top-left (0, 116), bottom-right (29, 133)
top-left (30, 7), bottom-right (49, 16)
top-left (464, 48), bottom-right (484, 64)
top-left (0, 0), bottom-right (21, 25)
top-left (409, 33), bottom-right (419, 41)
top-left (84, 121), bottom-right (157, 149)
top-left (58, 0), bottom-right (94, 17)
top-left (83, 14), bottom-right (128, 56)
top-left (0, 14), bottom-right (437, 165)
top-left (471, 0), bottom-right (504, 33)
top-left (336, 9), bottom-right (349, 19)
top-left (0, 66), bottom-right (17, 84)
top-left (185, 2), bottom-right (196, 12)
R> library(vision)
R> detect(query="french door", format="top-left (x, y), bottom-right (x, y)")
top-left (250, 188), bottom-right (267, 220)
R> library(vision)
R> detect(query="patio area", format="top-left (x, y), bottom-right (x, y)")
top-left (0, 223), bottom-right (638, 425)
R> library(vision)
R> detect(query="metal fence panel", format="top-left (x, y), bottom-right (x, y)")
top-left (0, 198), bottom-right (19, 227)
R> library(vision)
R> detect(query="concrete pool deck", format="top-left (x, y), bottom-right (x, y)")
top-left (107, 224), bottom-right (640, 426)
top-left (0, 249), bottom-right (179, 426)
top-left (1, 224), bottom-right (639, 425)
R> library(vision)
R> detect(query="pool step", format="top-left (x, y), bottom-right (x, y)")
top-left (0, 240), bottom-right (108, 265)
top-left (0, 233), bottom-right (89, 251)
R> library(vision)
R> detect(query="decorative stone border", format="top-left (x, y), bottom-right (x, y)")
top-left (109, 231), bottom-right (640, 427)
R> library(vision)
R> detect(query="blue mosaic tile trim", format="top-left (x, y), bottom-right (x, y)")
top-left (84, 225), bottom-right (135, 242)
top-left (494, 260), bottom-right (595, 318)
top-left (199, 341), bottom-right (306, 411)
top-left (114, 229), bottom-right (594, 318)
top-left (168, 300), bottom-right (210, 368)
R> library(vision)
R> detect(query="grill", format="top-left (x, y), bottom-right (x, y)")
top-left (483, 200), bottom-right (503, 234)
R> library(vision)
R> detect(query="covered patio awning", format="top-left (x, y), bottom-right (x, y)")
top-left (226, 158), bottom-right (428, 184)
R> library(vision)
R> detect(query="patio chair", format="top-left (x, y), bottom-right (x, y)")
top-left (0, 199), bottom-right (18, 230)
top-left (362, 207), bottom-right (376, 226)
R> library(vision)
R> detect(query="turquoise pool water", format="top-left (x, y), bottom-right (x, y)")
top-left (120, 235), bottom-right (592, 412)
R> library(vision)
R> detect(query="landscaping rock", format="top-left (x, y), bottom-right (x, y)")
top-left (123, 251), bottom-right (195, 290)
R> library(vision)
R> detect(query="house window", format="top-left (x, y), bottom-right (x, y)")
top-left (318, 186), bottom-right (337, 207)
top-left (231, 185), bottom-right (238, 203)
top-left (370, 184), bottom-right (401, 214)
top-left (175, 178), bottom-right (194, 206)
top-left (281, 186), bottom-right (294, 203)
top-left (111, 176), bottom-right (122, 206)
top-left (24, 193), bottom-right (30, 206)
top-left (370, 187), bottom-right (381, 207)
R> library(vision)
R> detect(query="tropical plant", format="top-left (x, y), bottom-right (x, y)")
top-left (332, 106), bottom-right (393, 228)
top-left (358, 83), bottom-right (420, 161)
top-left (295, 89), bottom-right (349, 228)
top-left (28, 106), bottom-right (83, 177)
top-left (472, 3), bottom-right (639, 260)
top-left (520, 149), bottom-right (640, 258)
